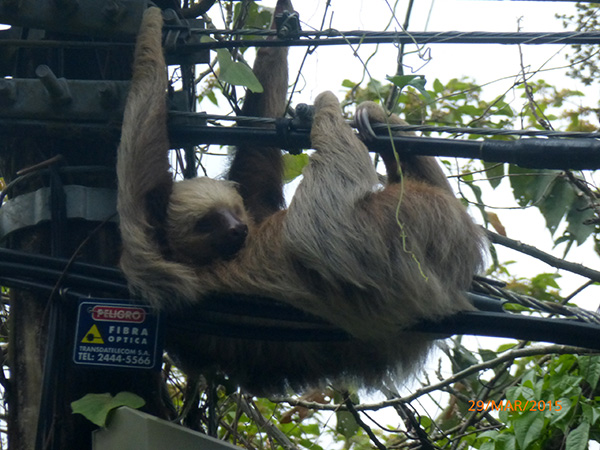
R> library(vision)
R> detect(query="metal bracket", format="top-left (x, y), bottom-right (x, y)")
top-left (0, 185), bottom-right (117, 239)
top-left (163, 13), bottom-right (210, 65)
top-left (0, 0), bottom-right (146, 39)
top-left (275, 10), bottom-right (301, 39)
top-left (0, 71), bottom-right (130, 122)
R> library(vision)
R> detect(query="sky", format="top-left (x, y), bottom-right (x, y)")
top-left (204, 0), bottom-right (592, 129)
top-left (268, 0), bottom-right (589, 103)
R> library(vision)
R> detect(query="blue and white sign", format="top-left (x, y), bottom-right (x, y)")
top-left (73, 298), bottom-right (163, 370)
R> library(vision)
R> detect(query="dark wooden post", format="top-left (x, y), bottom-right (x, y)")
top-left (0, 5), bottom-right (171, 449)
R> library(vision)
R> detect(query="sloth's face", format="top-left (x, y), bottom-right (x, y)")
top-left (166, 177), bottom-right (249, 265)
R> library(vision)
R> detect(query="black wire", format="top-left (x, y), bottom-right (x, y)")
top-left (180, 30), bottom-right (600, 51)
top-left (0, 248), bottom-right (124, 281)
top-left (179, 112), bottom-right (600, 139)
top-left (167, 122), bottom-right (600, 170)
top-left (1, 117), bottom-right (599, 169)
top-left (0, 261), bottom-right (128, 293)
top-left (370, 123), bottom-right (600, 139)
top-left (2, 30), bottom-right (600, 52)
top-left (2, 248), bottom-right (600, 349)
top-left (418, 310), bottom-right (600, 350)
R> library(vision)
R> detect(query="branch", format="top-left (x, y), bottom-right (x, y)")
top-left (487, 229), bottom-right (600, 283)
top-left (272, 345), bottom-right (598, 412)
top-left (236, 395), bottom-right (298, 450)
top-left (343, 392), bottom-right (388, 450)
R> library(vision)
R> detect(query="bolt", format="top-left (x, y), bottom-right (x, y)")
top-left (98, 82), bottom-right (118, 109)
top-left (0, 79), bottom-right (16, 105)
top-left (103, 1), bottom-right (124, 23)
top-left (163, 9), bottom-right (181, 26)
top-left (36, 65), bottom-right (72, 105)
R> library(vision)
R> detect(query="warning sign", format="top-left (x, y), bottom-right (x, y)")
top-left (73, 299), bottom-right (163, 370)
top-left (81, 324), bottom-right (104, 344)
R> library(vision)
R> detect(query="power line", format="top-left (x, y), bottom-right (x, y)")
top-left (1, 115), bottom-right (599, 170)
top-left (183, 29), bottom-right (600, 51)
top-left (199, 113), bottom-right (600, 139)
top-left (2, 30), bottom-right (600, 52)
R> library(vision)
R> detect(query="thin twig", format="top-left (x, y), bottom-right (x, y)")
top-left (272, 345), bottom-right (597, 412)
top-left (343, 392), bottom-right (388, 450)
top-left (487, 230), bottom-right (600, 283)
top-left (237, 395), bottom-right (298, 450)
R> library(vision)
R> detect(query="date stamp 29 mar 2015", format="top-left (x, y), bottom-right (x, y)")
top-left (468, 400), bottom-right (562, 412)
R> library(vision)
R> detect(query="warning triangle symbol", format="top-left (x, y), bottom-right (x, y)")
top-left (81, 324), bottom-right (104, 344)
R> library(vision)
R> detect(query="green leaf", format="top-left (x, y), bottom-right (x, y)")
top-left (538, 177), bottom-right (575, 235)
top-left (549, 398), bottom-right (572, 426)
top-left (366, 79), bottom-right (384, 98)
top-left (580, 356), bottom-right (600, 390)
top-left (433, 78), bottom-right (444, 94)
top-left (201, 36), bottom-right (264, 93)
top-left (457, 104), bottom-right (482, 117)
top-left (386, 75), bottom-right (431, 101)
top-left (497, 342), bottom-right (518, 353)
top-left (299, 439), bottom-right (323, 450)
top-left (479, 349), bottom-right (498, 362)
top-left (282, 153), bottom-right (309, 183)
top-left (216, 48), bottom-right (264, 93)
top-left (550, 375), bottom-right (583, 398)
top-left (71, 392), bottom-right (145, 428)
top-left (565, 421), bottom-right (590, 450)
top-left (336, 409), bottom-right (359, 440)
top-left (513, 412), bottom-right (544, 450)
top-left (565, 192), bottom-right (595, 245)
top-left (508, 165), bottom-right (558, 208)
top-left (581, 403), bottom-right (600, 427)
top-left (530, 273), bottom-right (561, 291)
top-left (342, 79), bottom-right (357, 88)
top-left (492, 99), bottom-right (515, 117)
top-left (495, 433), bottom-right (517, 450)
top-left (206, 90), bottom-right (218, 106)
top-left (483, 162), bottom-right (505, 189)
top-left (333, 391), bottom-right (360, 441)
top-left (237, 2), bottom-right (273, 32)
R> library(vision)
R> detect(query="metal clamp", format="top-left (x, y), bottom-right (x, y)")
top-left (0, 185), bottom-right (117, 239)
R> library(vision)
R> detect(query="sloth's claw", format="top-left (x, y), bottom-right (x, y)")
top-left (354, 107), bottom-right (377, 142)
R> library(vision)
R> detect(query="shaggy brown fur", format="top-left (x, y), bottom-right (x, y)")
top-left (117, 6), bottom-right (485, 392)
top-left (226, 0), bottom-right (292, 222)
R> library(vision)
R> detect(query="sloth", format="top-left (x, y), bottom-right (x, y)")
top-left (117, 6), bottom-right (485, 391)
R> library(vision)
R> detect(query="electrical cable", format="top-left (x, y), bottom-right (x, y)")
top-left (2, 248), bottom-right (600, 349)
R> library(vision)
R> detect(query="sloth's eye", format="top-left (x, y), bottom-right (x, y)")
top-left (194, 216), bottom-right (216, 233)
top-left (234, 205), bottom-right (245, 217)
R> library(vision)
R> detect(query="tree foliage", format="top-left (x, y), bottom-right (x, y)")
top-left (558, 3), bottom-right (600, 86)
